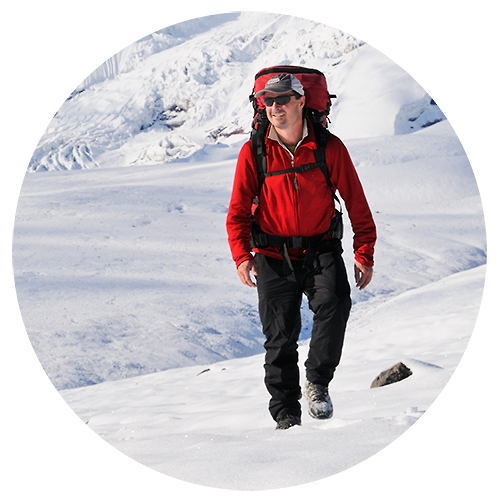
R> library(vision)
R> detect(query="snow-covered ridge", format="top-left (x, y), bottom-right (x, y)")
top-left (27, 12), bottom-right (442, 172)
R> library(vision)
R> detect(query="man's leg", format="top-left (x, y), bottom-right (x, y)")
top-left (303, 245), bottom-right (352, 387)
top-left (255, 253), bottom-right (303, 421)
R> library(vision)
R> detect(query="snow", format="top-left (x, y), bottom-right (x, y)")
top-left (27, 12), bottom-right (438, 173)
top-left (7, 8), bottom-right (490, 495)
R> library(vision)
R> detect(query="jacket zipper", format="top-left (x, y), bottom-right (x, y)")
top-left (290, 158), bottom-right (300, 235)
top-left (280, 144), bottom-right (301, 236)
top-left (292, 159), bottom-right (299, 190)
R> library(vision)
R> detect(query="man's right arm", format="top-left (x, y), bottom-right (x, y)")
top-left (226, 142), bottom-right (260, 279)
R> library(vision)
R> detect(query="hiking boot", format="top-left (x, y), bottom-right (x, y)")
top-left (275, 411), bottom-right (301, 430)
top-left (304, 380), bottom-right (333, 420)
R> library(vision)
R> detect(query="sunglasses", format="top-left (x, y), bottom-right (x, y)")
top-left (262, 94), bottom-right (297, 107)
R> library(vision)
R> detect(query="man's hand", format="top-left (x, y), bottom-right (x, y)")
top-left (237, 259), bottom-right (258, 288)
top-left (354, 261), bottom-right (373, 290)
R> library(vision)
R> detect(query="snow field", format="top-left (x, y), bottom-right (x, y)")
top-left (60, 265), bottom-right (484, 490)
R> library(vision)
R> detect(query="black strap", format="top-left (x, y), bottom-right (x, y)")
top-left (250, 220), bottom-right (327, 250)
top-left (262, 160), bottom-right (325, 178)
top-left (250, 119), bottom-right (343, 231)
top-left (252, 120), bottom-right (335, 199)
top-left (258, 124), bottom-right (342, 226)
top-left (250, 110), bottom-right (269, 195)
top-left (312, 123), bottom-right (339, 202)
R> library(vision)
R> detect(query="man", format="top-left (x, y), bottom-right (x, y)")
top-left (226, 73), bottom-right (376, 429)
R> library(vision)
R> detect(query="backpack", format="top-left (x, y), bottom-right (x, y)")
top-left (248, 66), bottom-right (343, 262)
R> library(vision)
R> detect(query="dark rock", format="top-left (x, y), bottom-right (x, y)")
top-left (370, 362), bottom-right (412, 388)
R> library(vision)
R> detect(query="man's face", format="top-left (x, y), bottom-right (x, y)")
top-left (264, 92), bottom-right (305, 132)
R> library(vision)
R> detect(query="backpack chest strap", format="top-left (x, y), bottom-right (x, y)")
top-left (262, 160), bottom-right (327, 178)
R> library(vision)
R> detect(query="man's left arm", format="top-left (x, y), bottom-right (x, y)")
top-left (328, 137), bottom-right (377, 289)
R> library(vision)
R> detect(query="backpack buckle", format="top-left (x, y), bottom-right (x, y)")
top-left (289, 236), bottom-right (303, 249)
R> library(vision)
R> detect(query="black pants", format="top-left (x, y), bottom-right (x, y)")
top-left (255, 241), bottom-right (351, 421)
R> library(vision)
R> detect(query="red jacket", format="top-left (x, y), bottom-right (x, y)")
top-left (226, 121), bottom-right (376, 268)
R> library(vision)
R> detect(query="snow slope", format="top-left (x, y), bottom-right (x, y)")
top-left (13, 121), bottom-right (485, 391)
top-left (11, 10), bottom-right (486, 491)
top-left (60, 264), bottom-right (484, 490)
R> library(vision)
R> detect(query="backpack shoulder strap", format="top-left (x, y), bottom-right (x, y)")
top-left (250, 110), bottom-right (269, 200)
top-left (250, 117), bottom-right (340, 205)
top-left (311, 122), bottom-right (339, 203)
top-left (312, 123), bottom-right (343, 240)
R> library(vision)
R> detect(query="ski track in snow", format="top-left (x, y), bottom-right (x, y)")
top-left (12, 12), bottom-right (486, 490)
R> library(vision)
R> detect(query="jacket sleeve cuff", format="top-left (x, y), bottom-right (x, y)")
top-left (354, 254), bottom-right (374, 268)
top-left (235, 253), bottom-right (254, 269)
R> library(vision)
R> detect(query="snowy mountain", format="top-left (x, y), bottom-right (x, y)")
top-left (78, 12), bottom-right (239, 91)
top-left (27, 12), bottom-right (443, 172)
